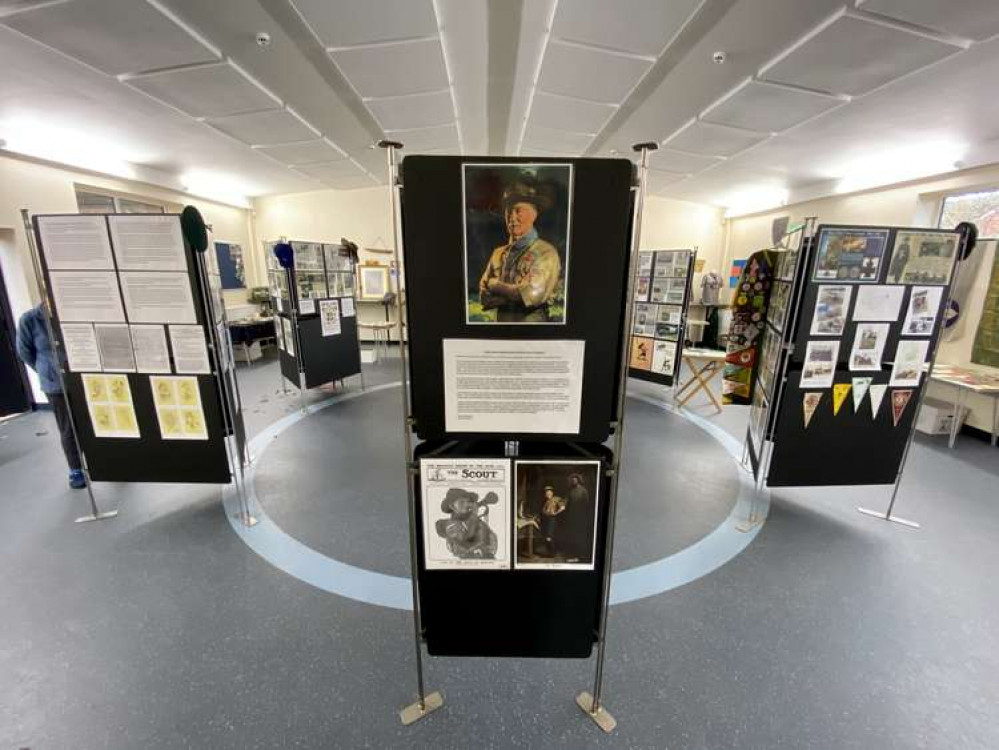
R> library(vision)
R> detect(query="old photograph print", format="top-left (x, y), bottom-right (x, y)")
top-left (515, 460), bottom-right (599, 570)
top-left (463, 163), bottom-right (573, 324)
top-left (420, 458), bottom-right (511, 570)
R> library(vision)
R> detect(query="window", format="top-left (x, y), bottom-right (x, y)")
top-left (75, 188), bottom-right (165, 215)
top-left (938, 188), bottom-right (999, 238)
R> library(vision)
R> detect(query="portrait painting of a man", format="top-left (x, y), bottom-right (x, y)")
top-left (463, 163), bottom-right (573, 324)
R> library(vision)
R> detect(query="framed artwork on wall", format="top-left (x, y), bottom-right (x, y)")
top-left (358, 264), bottom-right (390, 301)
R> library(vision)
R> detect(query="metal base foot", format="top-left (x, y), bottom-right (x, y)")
top-left (857, 507), bottom-right (920, 529)
top-left (75, 510), bottom-right (119, 524)
top-left (233, 511), bottom-right (259, 527)
top-left (576, 692), bottom-right (617, 733)
top-left (399, 691), bottom-right (443, 725)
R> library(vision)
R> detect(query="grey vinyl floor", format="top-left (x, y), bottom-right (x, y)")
top-left (1, 351), bottom-right (997, 749)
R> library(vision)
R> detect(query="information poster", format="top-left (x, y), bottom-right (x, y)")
top-left (37, 215), bottom-right (113, 270)
top-left (61, 323), bottom-right (102, 371)
top-left (95, 323), bottom-right (136, 372)
top-left (119, 272), bottom-right (197, 324)
top-left (849, 323), bottom-right (889, 371)
top-left (341, 298), bottom-right (356, 317)
top-left (50, 271), bottom-right (125, 322)
top-left (890, 340), bottom-right (929, 387)
top-left (812, 228), bottom-right (888, 282)
top-left (150, 376), bottom-right (208, 440)
top-left (168, 325), bottom-right (211, 374)
top-left (901, 286), bottom-right (943, 336)
top-left (514, 459), bottom-right (599, 571)
top-left (442, 339), bottom-right (584, 434)
top-left (420, 458), bottom-right (510, 570)
top-left (130, 325), bottom-right (171, 373)
top-left (886, 231), bottom-right (958, 285)
top-left (108, 215), bottom-right (187, 271)
top-left (801, 340), bottom-right (839, 388)
top-left (319, 299), bottom-right (341, 337)
top-left (82, 373), bottom-right (140, 438)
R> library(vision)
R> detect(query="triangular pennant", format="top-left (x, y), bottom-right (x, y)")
top-left (892, 390), bottom-right (914, 427)
top-left (803, 392), bottom-right (823, 429)
top-left (833, 384), bottom-right (852, 416)
top-left (852, 377), bottom-right (873, 412)
top-left (869, 385), bottom-right (888, 419)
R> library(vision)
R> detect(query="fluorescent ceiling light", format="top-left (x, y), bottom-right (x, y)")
top-left (832, 140), bottom-right (967, 195)
top-left (181, 169), bottom-right (258, 208)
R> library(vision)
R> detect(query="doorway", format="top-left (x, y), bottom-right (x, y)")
top-left (0, 229), bottom-right (32, 418)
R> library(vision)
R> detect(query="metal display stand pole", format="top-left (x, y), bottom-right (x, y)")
top-left (379, 140), bottom-right (443, 726)
top-left (857, 234), bottom-right (966, 529)
top-left (574, 142), bottom-right (656, 733)
top-left (20, 209), bottom-right (118, 524)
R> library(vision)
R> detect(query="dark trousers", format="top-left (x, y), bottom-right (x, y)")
top-left (48, 393), bottom-right (82, 471)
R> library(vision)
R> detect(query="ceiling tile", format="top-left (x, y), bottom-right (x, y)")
top-left (383, 123), bottom-right (458, 151)
top-left (330, 38), bottom-right (447, 99)
top-left (538, 42), bottom-right (652, 104)
top-left (206, 109), bottom-right (317, 146)
top-left (665, 121), bottom-right (769, 157)
top-left (857, 0), bottom-right (999, 42)
top-left (551, 0), bottom-right (702, 56)
top-left (254, 139), bottom-right (344, 165)
top-left (2, 0), bottom-right (218, 75)
top-left (366, 90), bottom-right (453, 130)
top-left (290, 0), bottom-right (437, 47)
top-left (649, 149), bottom-right (723, 174)
top-left (530, 92), bottom-right (616, 133)
top-left (322, 174), bottom-right (380, 190)
top-left (647, 168), bottom-right (688, 192)
top-left (761, 14), bottom-right (961, 96)
top-left (125, 61), bottom-right (279, 119)
top-left (701, 80), bottom-right (844, 133)
top-left (522, 123), bottom-right (593, 153)
top-left (293, 160), bottom-right (368, 181)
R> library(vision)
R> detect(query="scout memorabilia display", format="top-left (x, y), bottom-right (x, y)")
top-left (849, 323), bottom-right (889, 371)
top-left (630, 336), bottom-right (653, 370)
top-left (651, 340), bottom-right (677, 376)
top-left (464, 163), bottom-right (572, 324)
top-left (901, 286), bottom-right (943, 336)
top-left (628, 249), bottom-right (693, 385)
top-left (812, 227), bottom-right (888, 282)
top-left (869, 384), bottom-right (888, 419)
top-left (832, 383), bottom-right (852, 415)
top-left (515, 460), bottom-right (599, 571)
top-left (723, 249), bottom-right (775, 404)
top-left (800, 340), bottom-right (839, 389)
top-left (852, 377), bottom-right (873, 411)
top-left (891, 390), bottom-right (914, 426)
top-left (810, 285), bottom-right (852, 336)
top-left (890, 339), bottom-right (929, 387)
top-left (319, 299), bottom-right (342, 337)
top-left (802, 392), bottom-right (822, 428)
top-left (82, 373), bottom-right (140, 438)
top-left (886, 230), bottom-right (959, 285)
top-left (420, 458), bottom-right (510, 570)
top-left (150, 376), bottom-right (208, 440)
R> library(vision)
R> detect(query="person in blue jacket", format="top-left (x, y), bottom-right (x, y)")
top-left (16, 303), bottom-right (86, 489)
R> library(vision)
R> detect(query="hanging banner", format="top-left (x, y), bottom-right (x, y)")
top-left (891, 389), bottom-right (914, 426)
top-left (832, 383), bottom-right (852, 415)
top-left (869, 384), bottom-right (888, 419)
top-left (802, 392), bottom-right (823, 428)
top-left (851, 377), bottom-right (873, 411)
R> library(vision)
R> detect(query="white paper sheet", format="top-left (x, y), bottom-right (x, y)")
top-left (890, 339), bottom-right (929, 387)
top-left (37, 215), bottom-right (113, 270)
top-left (901, 286), bottom-right (943, 336)
top-left (95, 323), bottom-right (136, 372)
top-left (800, 340), bottom-right (839, 389)
top-left (168, 325), bottom-right (211, 374)
top-left (61, 323), bottom-right (102, 371)
top-left (50, 271), bottom-right (125, 322)
top-left (299, 298), bottom-right (316, 316)
top-left (283, 318), bottom-right (295, 357)
top-left (810, 285), bottom-right (852, 336)
top-left (848, 323), bottom-right (889, 371)
top-left (443, 339), bottom-right (585, 434)
top-left (852, 285), bottom-right (905, 322)
top-left (319, 299), bottom-right (341, 337)
top-left (341, 298), bottom-right (356, 317)
top-left (119, 272), bottom-right (197, 324)
top-left (108, 215), bottom-right (187, 271)
top-left (130, 324), bottom-right (171, 373)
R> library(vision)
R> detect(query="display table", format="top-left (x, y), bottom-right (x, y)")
top-left (675, 348), bottom-right (726, 413)
top-left (930, 363), bottom-right (999, 448)
top-left (228, 319), bottom-right (276, 364)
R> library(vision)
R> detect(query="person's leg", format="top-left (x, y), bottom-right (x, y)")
top-left (48, 393), bottom-right (84, 483)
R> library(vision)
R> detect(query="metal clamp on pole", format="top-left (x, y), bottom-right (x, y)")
top-left (576, 141), bottom-right (657, 734)
top-left (379, 139), bottom-right (444, 726)
top-left (20, 209), bottom-right (118, 524)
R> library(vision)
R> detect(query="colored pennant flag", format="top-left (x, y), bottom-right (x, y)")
top-left (852, 377), bottom-right (873, 411)
top-left (869, 384), bottom-right (888, 419)
top-left (833, 383), bottom-right (852, 416)
top-left (803, 392), bottom-right (823, 429)
top-left (892, 390), bottom-right (914, 426)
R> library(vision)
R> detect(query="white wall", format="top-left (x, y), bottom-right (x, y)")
top-left (723, 163), bottom-right (999, 432)
top-left (0, 152), bottom-right (254, 401)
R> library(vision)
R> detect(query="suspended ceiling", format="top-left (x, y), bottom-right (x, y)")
top-left (1, 0), bottom-right (998, 212)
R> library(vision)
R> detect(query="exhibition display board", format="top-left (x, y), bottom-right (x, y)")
top-left (31, 213), bottom-right (231, 484)
top-left (627, 248), bottom-right (695, 385)
top-left (268, 240), bottom-right (362, 390)
top-left (763, 224), bottom-right (963, 487)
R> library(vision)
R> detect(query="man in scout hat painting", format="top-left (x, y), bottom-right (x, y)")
top-left (478, 174), bottom-right (562, 323)
top-left (435, 488), bottom-right (499, 559)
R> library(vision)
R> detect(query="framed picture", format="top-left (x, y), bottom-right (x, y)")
top-left (812, 227), bottom-right (889, 283)
top-left (358, 264), bottom-right (389, 301)
top-left (214, 242), bottom-right (245, 290)
top-left (462, 162), bottom-right (573, 324)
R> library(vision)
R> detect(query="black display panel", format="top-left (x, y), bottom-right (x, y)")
top-left (400, 155), bottom-right (634, 443)
top-left (299, 315), bottom-right (362, 389)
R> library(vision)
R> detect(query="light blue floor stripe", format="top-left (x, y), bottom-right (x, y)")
top-left (223, 383), bottom-right (768, 610)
